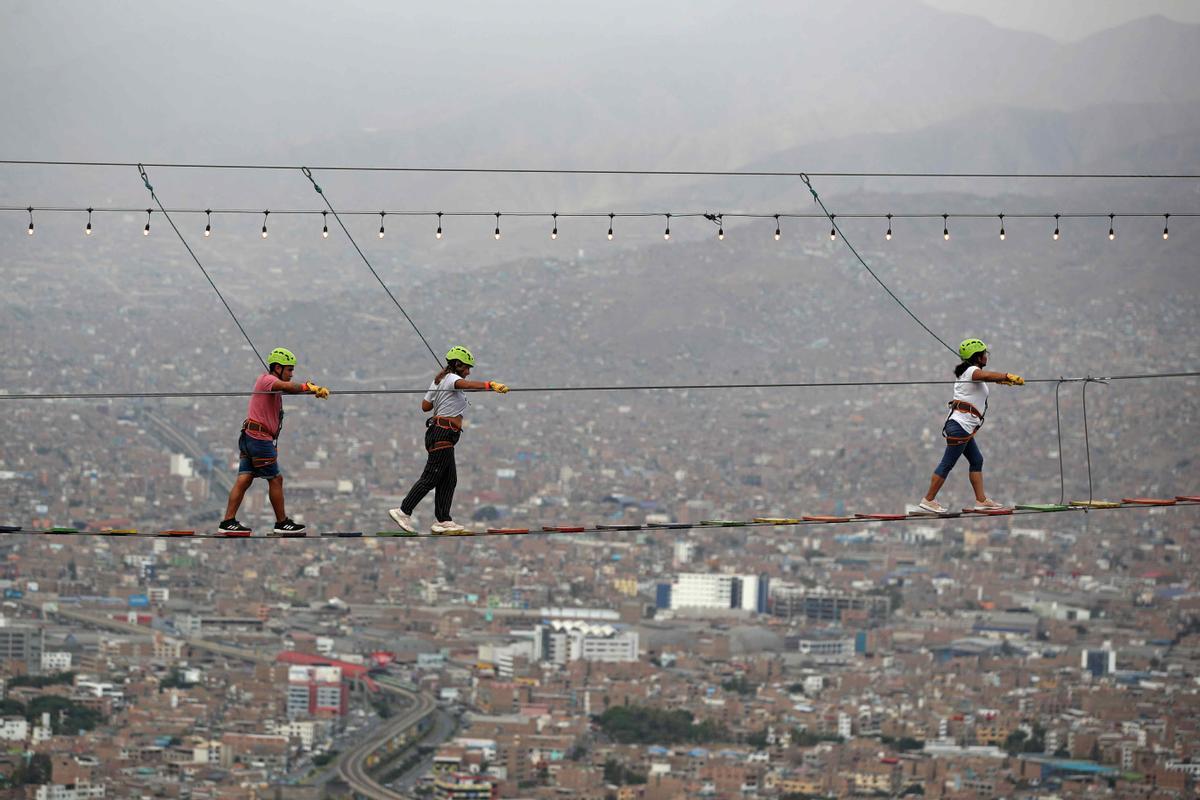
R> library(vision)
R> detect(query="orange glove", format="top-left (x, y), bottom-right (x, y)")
top-left (304, 382), bottom-right (331, 399)
top-left (1001, 373), bottom-right (1024, 386)
top-left (486, 381), bottom-right (509, 394)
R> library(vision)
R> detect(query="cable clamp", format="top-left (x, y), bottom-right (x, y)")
top-left (137, 163), bottom-right (153, 193)
top-left (301, 166), bottom-right (322, 194)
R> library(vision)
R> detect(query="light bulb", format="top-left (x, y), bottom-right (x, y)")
top-left (1163, 214), bottom-right (1169, 240)
top-left (261, 210), bottom-right (269, 239)
top-left (1052, 214), bottom-right (1060, 241)
top-left (1108, 214), bottom-right (1115, 241)
top-left (774, 215), bottom-right (781, 241)
top-left (942, 214), bottom-right (949, 241)
top-left (204, 209), bottom-right (212, 237)
top-left (607, 213), bottom-right (614, 241)
top-left (85, 208), bottom-right (93, 236)
top-left (436, 212), bottom-right (443, 240)
top-left (551, 213), bottom-right (558, 240)
top-left (829, 214), bottom-right (837, 240)
top-left (664, 214), bottom-right (671, 241)
top-left (378, 212), bottom-right (385, 239)
top-left (717, 217), bottom-right (724, 240)
top-left (144, 209), bottom-right (151, 236)
top-left (322, 211), bottom-right (329, 238)
top-left (885, 213), bottom-right (892, 241)
top-left (998, 214), bottom-right (1005, 241)
top-left (494, 212), bottom-right (501, 240)
top-left (26, 208), bottom-right (33, 235)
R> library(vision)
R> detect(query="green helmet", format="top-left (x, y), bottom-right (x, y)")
top-left (445, 345), bottom-right (475, 367)
top-left (958, 338), bottom-right (988, 361)
top-left (268, 347), bottom-right (297, 367)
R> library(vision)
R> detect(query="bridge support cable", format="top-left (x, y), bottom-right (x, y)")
top-left (300, 166), bottom-right (441, 367)
top-left (799, 173), bottom-right (957, 357)
top-left (137, 164), bottom-right (267, 371)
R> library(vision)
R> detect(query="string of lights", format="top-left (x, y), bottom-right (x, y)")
top-left (2, 158), bottom-right (1199, 179)
top-left (6, 206), bottom-right (1189, 241)
top-left (1, 371), bottom-right (1195, 402)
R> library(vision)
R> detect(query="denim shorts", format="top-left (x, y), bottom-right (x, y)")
top-left (238, 432), bottom-right (281, 479)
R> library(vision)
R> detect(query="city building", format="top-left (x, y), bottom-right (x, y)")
top-left (670, 573), bottom-right (769, 613)
top-left (285, 665), bottom-right (347, 718)
top-left (0, 622), bottom-right (45, 675)
top-left (769, 584), bottom-right (890, 623)
top-left (536, 621), bottom-right (639, 664)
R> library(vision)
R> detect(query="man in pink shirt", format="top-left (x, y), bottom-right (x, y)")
top-left (219, 347), bottom-right (329, 535)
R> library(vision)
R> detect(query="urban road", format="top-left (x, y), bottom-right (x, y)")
top-left (25, 600), bottom-right (441, 799)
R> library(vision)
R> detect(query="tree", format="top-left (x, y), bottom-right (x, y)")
top-left (596, 705), bottom-right (730, 745)
top-left (603, 758), bottom-right (646, 786)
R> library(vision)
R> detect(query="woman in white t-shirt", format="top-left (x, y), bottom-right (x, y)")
top-left (388, 346), bottom-right (508, 534)
top-left (917, 338), bottom-right (1024, 514)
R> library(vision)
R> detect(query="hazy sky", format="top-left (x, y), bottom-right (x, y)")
top-left (925, 0), bottom-right (1200, 41)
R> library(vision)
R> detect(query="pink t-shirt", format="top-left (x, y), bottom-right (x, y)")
top-left (244, 373), bottom-right (283, 441)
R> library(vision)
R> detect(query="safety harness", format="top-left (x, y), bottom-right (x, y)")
top-left (426, 416), bottom-right (463, 452)
top-left (942, 399), bottom-right (986, 446)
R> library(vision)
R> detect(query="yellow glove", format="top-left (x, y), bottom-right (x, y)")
top-left (305, 383), bottom-right (331, 399)
top-left (487, 381), bottom-right (509, 394)
top-left (1003, 373), bottom-right (1024, 386)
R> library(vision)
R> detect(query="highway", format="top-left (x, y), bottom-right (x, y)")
top-left (26, 600), bottom-right (440, 799)
top-left (336, 678), bottom-right (437, 799)
top-left (142, 409), bottom-right (235, 496)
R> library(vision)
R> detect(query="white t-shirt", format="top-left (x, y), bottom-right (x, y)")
top-left (425, 372), bottom-right (468, 418)
top-left (949, 365), bottom-right (990, 433)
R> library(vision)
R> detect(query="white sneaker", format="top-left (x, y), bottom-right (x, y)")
top-left (387, 509), bottom-right (417, 533)
top-left (974, 498), bottom-right (1006, 510)
top-left (431, 520), bottom-right (468, 535)
top-left (918, 499), bottom-right (948, 514)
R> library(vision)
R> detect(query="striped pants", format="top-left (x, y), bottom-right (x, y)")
top-left (400, 423), bottom-right (461, 522)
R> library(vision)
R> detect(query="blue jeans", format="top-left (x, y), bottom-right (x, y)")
top-left (238, 432), bottom-right (281, 479)
top-left (934, 420), bottom-right (983, 478)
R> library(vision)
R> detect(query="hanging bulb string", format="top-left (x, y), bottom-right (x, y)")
top-left (136, 164), bottom-right (267, 371)
top-left (799, 173), bottom-right (958, 357)
top-left (9, 205), bottom-right (1194, 227)
top-left (300, 166), bottom-right (441, 367)
top-left (4, 158), bottom-right (1200, 180)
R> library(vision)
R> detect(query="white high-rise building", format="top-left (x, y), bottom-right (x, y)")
top-left (670, 573), bottom-right (769, 613)
top-left (671, 574), bottom-right (737, 610)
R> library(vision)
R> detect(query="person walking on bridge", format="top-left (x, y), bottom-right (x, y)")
top-left (389, 346), bottom-right (508, 534)
top-left (219, 347), bottom-right (329, 535)
top-left (917, 338), bottom-right (1023, 514)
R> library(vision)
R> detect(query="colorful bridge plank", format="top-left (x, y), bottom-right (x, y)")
top-left (1121, 497), bottom-right (1177, 506)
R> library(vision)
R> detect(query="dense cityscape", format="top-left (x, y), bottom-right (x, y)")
top-left (4, 2), bottom-right (1200, 798)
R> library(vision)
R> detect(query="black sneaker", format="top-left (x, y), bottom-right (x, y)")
top-left (219, 518), bottom-right (253, 534)
top-left (271, 518), bottom-right (307, 537)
